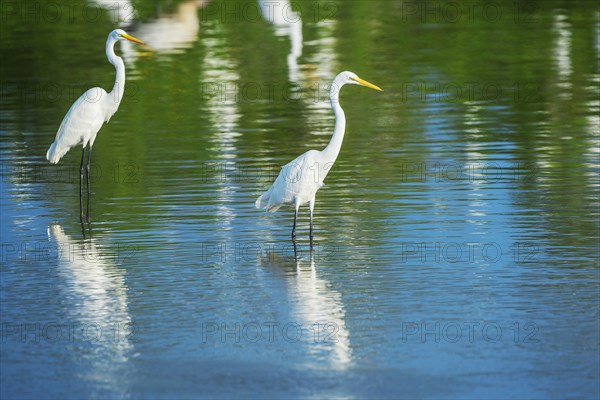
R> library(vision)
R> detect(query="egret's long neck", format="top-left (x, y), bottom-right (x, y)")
top-left (106, 38), bottom-right (125, 107)
top-left (322, 79), bottom-right (346, 162)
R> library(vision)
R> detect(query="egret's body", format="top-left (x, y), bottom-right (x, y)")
top-left (46, 29), bottom-right (144, 221)
top-left (256, 71), bottom-right (382, 240)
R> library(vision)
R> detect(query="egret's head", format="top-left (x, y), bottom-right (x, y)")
top-left (339, 71), bottom-right (383, 91)
top-left (111, 29), bottom-right (145, 45)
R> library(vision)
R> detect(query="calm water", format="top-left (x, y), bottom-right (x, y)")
top-left (1, 0), bottom-right (599, 398)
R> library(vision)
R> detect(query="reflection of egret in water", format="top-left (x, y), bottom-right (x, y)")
top-left (293, 251), bottom-right (351, 369)
top-left (88, 0), bottom-right (135, 25)
top-left (303, 17), bottom-right (337, 102)
top-left (259, 0), bottom-right (303, 82)
top-left (297, 13), bottom-right (340, 147)
top-left (541, 10), bottom-right (599, 210)
top-left (93, 0), bottom-right (208, 58)
top-left (260, 249), bottom-right (352, 369)
top-left (200, 20), bottom-right (242, 231)
top-left (584, 19), bottom-right (600, 183)
top-left (463, 103), bottom-right (491, 225)
top-left (552, 12), bottom-right (572, 91)
top-left (48, 225), bottom-right (133, 392)
top-left (125, 1), bottom-right (208, 55)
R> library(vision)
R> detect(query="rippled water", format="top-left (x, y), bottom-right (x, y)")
top-left (1, 0), bottom-right (599, 398)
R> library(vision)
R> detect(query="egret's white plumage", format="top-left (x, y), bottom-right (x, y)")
top-left (46, 29), bottom-right (143, 164)
top-left (47, 87), bottom-right (108, 164)
top-left (256, 71), bottom-right (382, 239)
top-left (46, 29), bottom-right (144, 221)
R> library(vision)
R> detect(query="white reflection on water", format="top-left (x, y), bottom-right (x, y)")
top-left (303, 17), bottom-right (339, 137)
top-left (584, 18), bottom-right (600, 181)
top-left (201, 21), bottom-right (241, 145)
top-left (47, 225), bottom-right (133, 389)
top-left (127, 1), bottom-right (208, 54)
top-left (88, 0), bottom-right (135, 25)
top-left (200, 20), bottom-right (242, 229)
top-left (291, 251), bottom-right (351, 369)
top-left (93, 0), bottom-right (208, 59)
top-left (544, 10), bottom-right (599, 201)
top-left (552, 12), bottom-right (572, 92)
top-left (260, 249), bottom-right (352, 370)
top-left (259, 0), bottom-right (303, 82)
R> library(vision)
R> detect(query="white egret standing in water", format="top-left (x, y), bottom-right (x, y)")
top-left (46, 29), bottom-right (144, 222)
top-left (256, 71), bottom-right (382, 240)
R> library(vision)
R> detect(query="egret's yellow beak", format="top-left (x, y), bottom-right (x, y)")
top-left (351, 76), bottom-right (383, 92)
top-left (120, 33), bottom-right (144, 45)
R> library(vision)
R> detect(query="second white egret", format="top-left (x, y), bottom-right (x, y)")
top-left (256, 71), bottom-right (383, 240)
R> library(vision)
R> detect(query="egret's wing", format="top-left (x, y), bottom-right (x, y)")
top-left (283, 149), bottom-right (325, 189)
top-left (47, 88), bottom-right (108, 163)
top-left (280, 155), bottom-right (308, 186)
top-left (256, 150), bottom-right (323, 211)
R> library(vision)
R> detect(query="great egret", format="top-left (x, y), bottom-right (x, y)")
top-left (46, 29), bottom-right (144, 222)
top-left (255, 71), bottom-right (382, 240)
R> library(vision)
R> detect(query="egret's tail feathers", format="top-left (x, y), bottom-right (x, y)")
top-left (46, 141), bottom-right (68, 164)
top-left (255, 195), bottom-right (265, 209)
top-left (255, 189), bottom-right (281, 212)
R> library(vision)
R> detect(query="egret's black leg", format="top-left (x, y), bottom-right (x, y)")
top-left (309, 210), bottom-right (314, 243)
top-left (309, 198), bottom-right (315, 247)
top-left (292, 207), bottom-right (298, 240)
top-left (80, 220), bottom-right (92, 240)
top-left (79, 147), bottom-right (86, 222)
top-left (86, 146), bottom-right (92, 222)
top-left (292, 239), bottom-right (298, 262)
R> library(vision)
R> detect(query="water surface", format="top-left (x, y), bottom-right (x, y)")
top-left (1, 0), bottom-right (599, 398)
